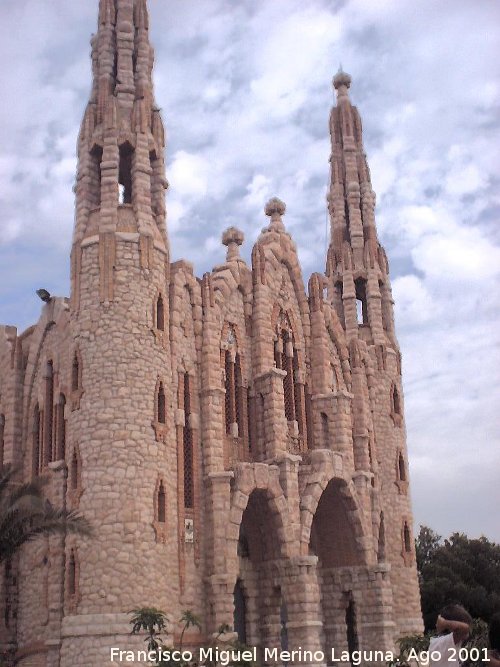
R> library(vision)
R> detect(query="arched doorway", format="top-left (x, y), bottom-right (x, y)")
top-left (309, 479), bottom-right (363, 662)
top-left (235, 489), bottom-right (286, 656)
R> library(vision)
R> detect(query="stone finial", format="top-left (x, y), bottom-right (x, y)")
top-left (222, 226), bottom-right (244, 261)
top-left (265, 197), bottom-right (286, 219)
top-left (333, 67), bottom-right (351, 90)
top-left (333, 67), bottom-right (352, 99)
top-left (264, 197), bottom-right (286, 232)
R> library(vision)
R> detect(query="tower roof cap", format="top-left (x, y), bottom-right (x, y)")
top-left (333, 67), bottom-right (352, 90)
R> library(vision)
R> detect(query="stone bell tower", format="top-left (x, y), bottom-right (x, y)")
top-left (65, 0), bottom-right (175, 663)
top-left (326, 68), bottom-right (422, 635)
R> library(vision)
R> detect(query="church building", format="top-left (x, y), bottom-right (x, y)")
top-left (0, 0), bottom-right (422, 665)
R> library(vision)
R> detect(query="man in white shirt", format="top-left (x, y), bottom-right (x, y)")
top-left (429, 604), bottom-right (472, 667)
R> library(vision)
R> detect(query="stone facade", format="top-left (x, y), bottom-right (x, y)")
top-left (0, 1), bottom-right (422, 665)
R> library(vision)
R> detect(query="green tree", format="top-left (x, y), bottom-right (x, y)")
top-left (416, 526), bottom-right (500, 631)
top-left (415, 525), bottom-right (442, 573)
top-left (0, 464), bottom-right (91, 564)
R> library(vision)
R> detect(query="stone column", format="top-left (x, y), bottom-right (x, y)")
top-left (253, 368), bottom-right (288, 461)
top-left (205, 471), bottom-right (235, 634)
top-left (283, 556), bottom-right (325, 667)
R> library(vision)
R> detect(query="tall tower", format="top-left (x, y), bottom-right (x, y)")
top-left (66, 0), bottom-right (173, 662)
top-left (326, 69), bottom-right (422, 634)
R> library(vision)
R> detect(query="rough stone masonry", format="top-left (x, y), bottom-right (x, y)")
top-left (0, 0), bottom-right (422, 665)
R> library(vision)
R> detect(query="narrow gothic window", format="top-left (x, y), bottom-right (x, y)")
top-left (90, 144), bottom-right (103, 208)
top-left (398, 452), bottom-right (406, 481)
top-left (377, 512), bottom-right (386, 563)
top-left (156, 295), bottom-right (165, 331)
top-left (33, 404), bottom-right (41, 477)
top-left (392, 385), bottom-right (401, 415)
top-left (68, 550), bottom-right (77, 596)
top-left (118, 142), bottom-right (133, 204)
top-left (44, 360), bottom-right (54, 466)
top-left (334, 281), bottom-right (345, 326)
top-left (404, 522), bottom-right (412, 553)
top-left (355, 279), bottom-right (368, 325)
top-left (157, 481), bottom-right (166, 523)
top-left (70, 449), bottom-right (79, 491)
top-left (72, 352), bottom-right (80, 392)
top-left (235, 353), bottom-right (244, 439)
top-left (56, 394), bottom-right (66, 461)
top-left (0, 414), bottom-right (4, 468)
top-left (321, 412), bottom-right (329, 448)
top-left (157, 382), bottom-right (166, 424)
top-left (183, 373), bottom-right (194, 509)
top-left (224, 349), bottom-right (234, 435)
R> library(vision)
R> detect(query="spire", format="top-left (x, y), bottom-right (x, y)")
top-left (71, 0), bottom-right (169, 307)
top-left (73, 0), bottom-right (168, 247)
top-left (326, 72), bottom-right (394, 346)
top-left (327, 70), bottom-right (379, 267)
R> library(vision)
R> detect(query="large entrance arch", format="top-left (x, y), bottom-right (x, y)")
top-left (235, 489), bottom-right (288, 658)
top-left (309, 479), bottom-right (364, 662)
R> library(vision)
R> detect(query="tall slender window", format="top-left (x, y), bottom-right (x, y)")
top-left (44, 360), bottom-right (54, 466)
top-left (355, 279), bottom-right (368, 325)
top-left (157, 382), bottom-right (166, 424)
top-left (398, 453), bottom-right (406, 481)
top-left (72, 352), bottom-right (80, 392)
top-left (156, 295), bottom-right (165, 331)
top-left (403, 522), bottom-right (411, 553)
top-left (68, 550), bottom-right (77, 596)
top-left (377, 512), bottom-right (386, 563)
top-left (70, 449), bottom-right (79, 491)
top-left (224, 349), bottom-right (234, 435)
top-left (56, 394), bottom-right (66, 461)
top-left (157, 481), bottom-right (166, 523)
top-left (183, 373), bottom-right (194, 509)
top-left (392, 385), bottom-right (401, 415)
top-left (274, 313), bottom-right (307, 442)
top-left (118, 142), bottom-right (133, 204)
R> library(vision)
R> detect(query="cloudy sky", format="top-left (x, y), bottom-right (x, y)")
top-left (0, 0), bottom-right (499, 541)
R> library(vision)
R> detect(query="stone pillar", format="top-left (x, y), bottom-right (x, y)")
top-left (253, 368), bottom-right (288, 460)
top-left (359, 564), bottom-right (396, 661)
top-left (205, 471), bottom-right (235, 634)
top-left (283, 556), bottom-right (325, 667)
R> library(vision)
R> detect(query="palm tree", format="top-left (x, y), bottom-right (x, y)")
top-left (0, 464), bottom-right (91, 564)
